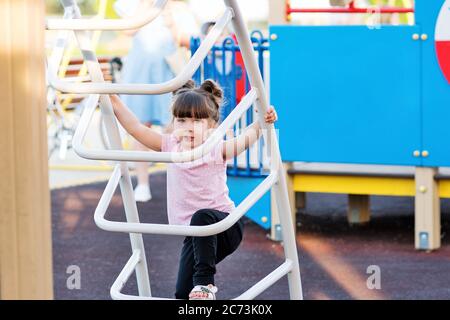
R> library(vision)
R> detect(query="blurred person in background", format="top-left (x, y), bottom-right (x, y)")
top-left (114, 0), bottom-right (199, 202)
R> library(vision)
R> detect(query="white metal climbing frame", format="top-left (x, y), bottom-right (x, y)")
top-left (46, 0), bottom-right (303, 300)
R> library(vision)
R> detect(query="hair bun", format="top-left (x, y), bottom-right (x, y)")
top-left (173, 80), bottom-right (195, 96)
top-left (200, 79), bottom-right (223, 108)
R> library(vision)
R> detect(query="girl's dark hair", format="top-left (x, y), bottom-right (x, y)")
top-left (171, 79), bottom-right (223, 123)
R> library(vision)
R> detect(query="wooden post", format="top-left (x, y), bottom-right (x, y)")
top-left (269, 0), bottom-right (287, 25)
top-left (296, 192), bottom-right (306, 210)
top-left (347, 194), bottom-right (370, 224)
top-left (415, 167), bottom-right (440, 250)
top-left (0, 0), bottom-right (53, 299)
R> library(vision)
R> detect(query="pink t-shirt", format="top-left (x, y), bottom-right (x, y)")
top-left (161, 134), bottom-right (236, 226)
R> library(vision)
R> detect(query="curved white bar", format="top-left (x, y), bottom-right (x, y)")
top-left (47, 0), bottom-right (168, 31)
top-left (72, 89), bottom-right (257, 163)
top-left (47, 8), bottom-right (234, 95)
top-left (110, 253), bottom-right (292, 300)
top-left (234, 260), bottom-right (293, 300)
top-left (94, 165), bottom-right (278, 236)
top-left (110, 250), bottom-right (175, 300)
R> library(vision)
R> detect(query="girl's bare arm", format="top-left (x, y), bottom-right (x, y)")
top-left (110, 95), bottom-right (163, 151)
top-left (222, 107), bottom-right (277, 160)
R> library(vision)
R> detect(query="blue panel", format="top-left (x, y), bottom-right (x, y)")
top-left (227, 175), bottom-right (271, 229)
top-left (270, 25), bottom-right (422, 166)
top-left (418, 1), bottom-right (450, 166)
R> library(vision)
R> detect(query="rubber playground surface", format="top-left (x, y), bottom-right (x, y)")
top-left (51, 172), bottom-right (450, 300)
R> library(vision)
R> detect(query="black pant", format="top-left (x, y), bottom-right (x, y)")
top-left (175, 208), bottom-right (244, 299)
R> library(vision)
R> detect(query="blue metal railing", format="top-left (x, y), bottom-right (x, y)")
top-left (190, 31), bottom-right (269, 177)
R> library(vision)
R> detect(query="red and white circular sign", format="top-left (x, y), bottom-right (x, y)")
top-left (436, 0), bottom-right (450, 84)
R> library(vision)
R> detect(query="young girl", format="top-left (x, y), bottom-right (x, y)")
top-left (110, 79), bottom-right (277, 300)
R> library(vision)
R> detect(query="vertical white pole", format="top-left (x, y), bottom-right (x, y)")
top-left (223, 0), bottom-right (303, 299)
top-left (59, 0), bottom-right (152, 297)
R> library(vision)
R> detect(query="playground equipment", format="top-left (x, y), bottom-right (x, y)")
top-left (47, 0), bottom-right (302, 300)
top-left (286, 0), bottom-right (414, 15)
top-left (46, 0), bottom-right (116, 159)
top-left (283, 0), bottom-right (415, 25)
top-left (268, 0), bottom-right (450, 250)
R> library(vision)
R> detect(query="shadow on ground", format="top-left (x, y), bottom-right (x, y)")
top-left (51, 172), bottom-right (450, 300)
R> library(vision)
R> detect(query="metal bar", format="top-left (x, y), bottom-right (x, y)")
top-left (286, 0), bottom-right (292, 21)
top-left (95, 164), bottom-right (122, 216)
top-left (229, 38), bottom-right (239, 176)
top-left (110, 257), bottom-right (293, 301)
top-left (224, 0), bottom-right (303, 300)
top-left (110, 249), bottom-right (175, 299)
top-left (109, 250), bottom-right (172, 300)
top-left (58, 0), bottom-right (152, 297)
top-left (46, 9), bottom-right (73, 84)
top-left (71, 93), bottom-right (99, 144)
top-left (47, 8), bottom-right (234, 95)
top-left (211, 45), bottom-right (217, 82)
top-left (212, 30), bottom-right (269, 176)
top-left (269, 131), bottom-right (304, 300)
top-left (245, 51), bottom-right (252, 176)
top-left (110, 250), bottom-right (142, 300)
top-left (46, 9), bottom-right (74, 112)
top-left (72, 89), bottom-right (258, 162)
top-left (47, 0), bottom-right (168, 30)
top-left (234, 260), bottom-right (293, 300)
top-left (190, 37), bottom-right (202, 84)
top-left (288, 7), bottom-right (414, 14)
top-left (95, 169), bottom-right (278, 236)
top-left (59, 76), bottom-right (91, 82)
top-left (209, 45), bottom-right (270, 52)
top-left (221, 38), bottom-right (229, 119)
top-left (111, 256), bottom-right (292, 300)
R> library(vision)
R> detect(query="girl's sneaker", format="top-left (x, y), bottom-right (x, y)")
top-left (188, 284), bottom-right (218, 300)
top-left (134, 184), bottom-right (152, 202)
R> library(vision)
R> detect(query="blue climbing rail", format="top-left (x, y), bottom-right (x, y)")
top-left (190, 32), bottom-right (274, 230)
top-left (191, 31), bottom-right (269, 178)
